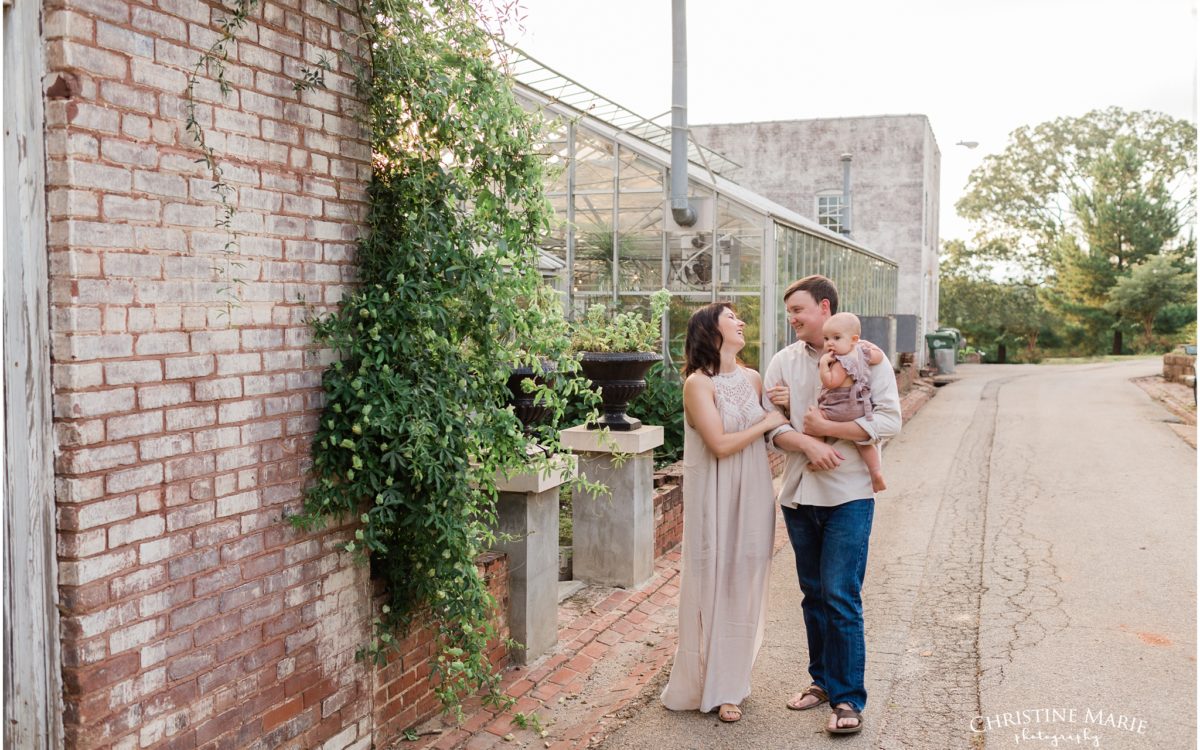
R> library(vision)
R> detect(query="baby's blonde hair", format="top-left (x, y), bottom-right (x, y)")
top-left (823, 311), bottom-right (861, 337)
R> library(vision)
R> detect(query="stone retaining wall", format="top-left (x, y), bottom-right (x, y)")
top-left (1163, 352), bottom-right (1196, 384)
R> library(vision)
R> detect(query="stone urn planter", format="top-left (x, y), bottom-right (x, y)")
top-left (506, 363), bottom-right (555, 433)
top-left (578, 351), bottom-right (662, 431)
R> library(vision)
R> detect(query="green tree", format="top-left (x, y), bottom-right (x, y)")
top-left (1055, 141), bottom-right (1184, 352)
top-left (1074, 138), bottom-right (1181, 272)
top-left (956, 108), bottom-right (1195, 281)
top-left (938, 240), bottom-right (1057, 362)
top-left (1042, 233), bottom-right (1122, 352)
top-left (1106, 254), bottom-right (1197, 348)
top-left (956, 108), bottom-right (1196, 354)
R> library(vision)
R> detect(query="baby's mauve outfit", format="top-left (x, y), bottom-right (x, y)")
top-left (817, 344), bottom-right (874, 422)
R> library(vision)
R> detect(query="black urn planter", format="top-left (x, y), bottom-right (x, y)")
top-left (506, 363), bottom-right (555, 433)
top-left (578, 351), bottom-right (662, 431)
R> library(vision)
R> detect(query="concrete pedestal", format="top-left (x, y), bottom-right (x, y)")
top-left (495, 453), bottom-right (576, 664)
top-left (561, 425), bottom-right (663, 589)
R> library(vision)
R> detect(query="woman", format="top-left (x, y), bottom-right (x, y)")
top-left (660, 303), bottom-right (787, 723)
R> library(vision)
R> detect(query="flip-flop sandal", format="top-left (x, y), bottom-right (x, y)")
top-left (786, 685), bottom-right (828, 711)
top-left (827, 706), bottom-right (863, 734)
top-left (717, 704), bottom-right (742, 723)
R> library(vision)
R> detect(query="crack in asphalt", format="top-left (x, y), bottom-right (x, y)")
top-left (581, 363), bottom-right (1190, 749)
top-left (874, 375), bottom-right (1034, 749)
top-left (978, 437), bottom-right (1070, 692)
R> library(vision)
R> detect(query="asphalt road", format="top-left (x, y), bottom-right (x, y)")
top-left (598, 360), bottom-right (1196, 750)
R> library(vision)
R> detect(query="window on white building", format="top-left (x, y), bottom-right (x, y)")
top-left (816, 194), bottom-right (846, 234)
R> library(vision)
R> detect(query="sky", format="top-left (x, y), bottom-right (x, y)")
top-left (503, 0), bottom-right (1198, 243)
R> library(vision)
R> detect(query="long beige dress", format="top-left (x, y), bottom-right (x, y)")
top-left (660, 367), bottom-right (777, 713)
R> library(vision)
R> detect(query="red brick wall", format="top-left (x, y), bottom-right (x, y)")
top-left (372, 553), bottom-right (510, 744)
top-left (39, 1), bottom-right (469, 747)
top-left (652, 464), bottom-right (683, 558)
top-left (768, 448), bottom-right (785, 476)
top-left (653, 453), bottom-right (787, 557)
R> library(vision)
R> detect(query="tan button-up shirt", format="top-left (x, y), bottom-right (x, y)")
top-left (762, 341), bottom-right (902, 508)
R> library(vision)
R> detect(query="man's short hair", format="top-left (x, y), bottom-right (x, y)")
top-left (783, 275), bottom-right (839, 314)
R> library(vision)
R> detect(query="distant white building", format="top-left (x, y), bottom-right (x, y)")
top-left (691, 116), bottom-right (942, 365)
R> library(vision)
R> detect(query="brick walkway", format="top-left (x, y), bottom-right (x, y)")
top-left (401, 380), bottom-right (937, 750)
top-left (405, 522), bottom-right (793, 750)
top-left (405, 550), bottom-right (685, 750)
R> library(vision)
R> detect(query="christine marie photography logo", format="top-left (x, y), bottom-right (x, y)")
top-left (970, 707), bottom-right (1150, 747)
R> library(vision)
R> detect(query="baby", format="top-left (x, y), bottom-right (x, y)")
top-left (817, 312), bottom-right (887, 492)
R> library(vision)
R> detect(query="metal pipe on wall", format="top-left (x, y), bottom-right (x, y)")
top-left (670, 0), bottom-right (696, 227)
top-left (840, 153), bottom-right (852, 236)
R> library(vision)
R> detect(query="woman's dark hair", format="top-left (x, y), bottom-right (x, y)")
top-left (683, 302), bottom-right (733, 377)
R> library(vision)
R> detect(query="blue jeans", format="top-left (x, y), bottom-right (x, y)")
top-left (782, 499), bottom-right (874, 712)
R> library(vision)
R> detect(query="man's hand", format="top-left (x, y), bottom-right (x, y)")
top-left (804, 440), bottom-right (844, 471)
top-left (767, 384), bottom-right (790, 415)
top-left (772, 429), bottom-right (844, 470)
top-left (803, 405), bottom-right (832, 437)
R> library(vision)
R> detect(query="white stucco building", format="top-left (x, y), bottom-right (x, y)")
top-left (691, 116), bottom-right (941, 365)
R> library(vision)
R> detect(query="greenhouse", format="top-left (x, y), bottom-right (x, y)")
top-left (507, 47), bottom-right (899, 370)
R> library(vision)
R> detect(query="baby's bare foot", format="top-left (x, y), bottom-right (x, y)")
top-left (871, 472), bottom-right (887, 492)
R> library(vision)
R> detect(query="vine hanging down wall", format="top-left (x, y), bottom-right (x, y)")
top-left (288, 0), bottom-right (595, 715)
top-left (186, 0), bottom-right (598, 717)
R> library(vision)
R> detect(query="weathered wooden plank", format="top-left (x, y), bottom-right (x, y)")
top-left (3, 0), bottom-right (63, 747)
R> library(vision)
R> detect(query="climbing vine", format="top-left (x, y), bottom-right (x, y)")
top-left (287, 0), bottom-right (598, 715)
top-left (186, 0), bottom-right (602, 719)
top-left (188, 0), bottom-right (609, 715)
top-left (183, 0), bottom-right (258, 316)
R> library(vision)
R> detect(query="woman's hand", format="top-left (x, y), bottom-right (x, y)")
top-left (761, 409), bottom-right (789, 432)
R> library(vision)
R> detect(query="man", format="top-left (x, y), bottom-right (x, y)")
top-left (762, 275), bottom-right (902, 735)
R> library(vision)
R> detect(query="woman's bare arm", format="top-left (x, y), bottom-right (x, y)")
top-left (684, 373), bottom-right (787, 459)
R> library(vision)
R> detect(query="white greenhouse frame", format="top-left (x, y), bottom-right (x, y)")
top-left (502, 45), bottom-right (899, 369)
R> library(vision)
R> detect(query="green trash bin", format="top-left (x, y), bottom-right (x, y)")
top-left (937, 327), bottom-right (964, 347)
top-left (926, 331), bottom-right (958, 374)
top-left (925, 331), bottom-right (957, 352)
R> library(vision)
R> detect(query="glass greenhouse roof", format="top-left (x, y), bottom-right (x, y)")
top-left (496, 42), bottom-right (895, 267)
top-left (495, 41), bottom-right (900, 366)
top-left (494, 41), bottom-right (743, 177)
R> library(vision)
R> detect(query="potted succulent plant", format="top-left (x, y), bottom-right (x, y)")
top-left (571, 289), bottom-right (671, 431)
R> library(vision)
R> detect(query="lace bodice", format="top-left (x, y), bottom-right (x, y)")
top-left (711, 368), bottom-right (767, 432)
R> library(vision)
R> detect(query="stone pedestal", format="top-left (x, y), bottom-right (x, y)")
top-left (561, 425), bottom-right (663, 589)
top-left (495, 453), bottom-right (576, 664)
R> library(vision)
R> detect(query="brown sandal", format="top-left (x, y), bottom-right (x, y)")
top-left (717, 703), bottom-right (742, 723)
top-left (827, 705), bottom-right (863, 734)
top-left (786, 685), bottom-right (828, 711)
